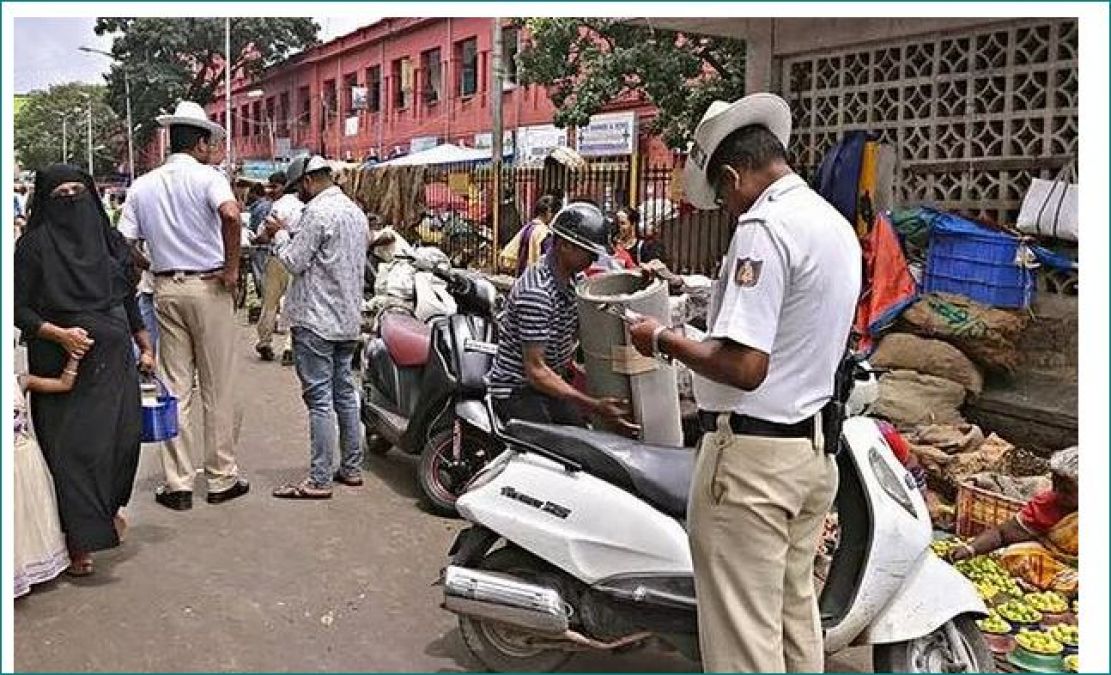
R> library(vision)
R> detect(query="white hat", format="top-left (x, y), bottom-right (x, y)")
top-left (156, 101), bottom-right (226, 142)
top-left (282, 155), bottom-right (330, 192)
top-left (683, 93), bottom-right (792, 210)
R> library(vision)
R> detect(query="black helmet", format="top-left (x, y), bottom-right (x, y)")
top-left (549, 202), bottom-right (612, 257)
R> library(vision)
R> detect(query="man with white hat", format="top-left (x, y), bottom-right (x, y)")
top-left (264, 156), bottom-right (369, 499)
top-left (628, 93), bottom-right (862, 672)
top-left (118, 100), bottom-right (249, 511)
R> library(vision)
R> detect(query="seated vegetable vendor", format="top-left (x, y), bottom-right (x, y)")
top-left (948, 446), bottom-right (1078, 595)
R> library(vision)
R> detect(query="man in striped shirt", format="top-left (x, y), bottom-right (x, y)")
top-left (487, 202), bottom-right (635, 429)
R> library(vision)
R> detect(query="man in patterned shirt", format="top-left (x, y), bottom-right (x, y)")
top-left (263, 156), bottom-right (369, 499)
top-left (487, 201), bottom-right (635, 431)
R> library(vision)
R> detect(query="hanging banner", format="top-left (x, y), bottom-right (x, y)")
top-left (344, 116), bottom-right (359, 137)
top-left (409, 136), bottom-right (439, 153)
top-left (576, 111), bottom-right (636, 157)
top-left (275, 137), bottom-right (292, 159)
top-left (352, 86), bottom-right (368, 111)
top-left (517, 124), bottom-right (568, 162)
top-left (474, 130), bottom-right (515, 152)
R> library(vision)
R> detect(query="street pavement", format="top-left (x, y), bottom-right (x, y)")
top-left (15, 319), bottom-right (869, 672)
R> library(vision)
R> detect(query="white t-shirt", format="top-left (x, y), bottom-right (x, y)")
top-left (693, 174), bottom-right (862, 423)
top-left (117, 153), bottom-right (236, 273)
top-left (269, 193), bottom-right (305, 234)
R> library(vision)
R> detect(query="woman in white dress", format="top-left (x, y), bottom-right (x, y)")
top-left (14, 352), bottom-right (81, 595)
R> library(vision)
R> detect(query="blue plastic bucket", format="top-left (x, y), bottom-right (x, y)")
top-left (140, 376), bottom-right (179, 443)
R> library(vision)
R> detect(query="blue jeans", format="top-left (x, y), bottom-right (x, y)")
top-left (292, 326), bottom-right (362, 487)
top-left (138, 292), bottom-right (159, 351)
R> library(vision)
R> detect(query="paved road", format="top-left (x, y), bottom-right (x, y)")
top-left (15, 320), bottom-right (869, 672)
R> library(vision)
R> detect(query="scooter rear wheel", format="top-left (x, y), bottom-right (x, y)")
top-left (873, 615), bottom-right (994, 673)
top-left (418, 426), bottom-right (489, 516)
top-left (458, 547), bottom-right (574, 673)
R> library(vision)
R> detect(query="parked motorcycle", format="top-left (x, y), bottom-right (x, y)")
top-left (361, 255), bottom-right (500, 515)
top-left (440, 359), bottom-right (992, 672)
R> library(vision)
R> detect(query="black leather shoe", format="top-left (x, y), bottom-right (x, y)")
top-left (281, 350), bottom-right (294, 367)
top-left (207, 478), bottom-right (250, 504)
top-left (155, 487), bottom-right (193, 511)
top-left (256, 345), bottom-right (275, 362)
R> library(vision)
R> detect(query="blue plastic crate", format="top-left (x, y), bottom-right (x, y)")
top-left (923, 211), bottom-right (1036, 309)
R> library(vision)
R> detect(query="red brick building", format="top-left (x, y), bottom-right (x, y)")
top-left (197, 18), bottom-right (672, 169)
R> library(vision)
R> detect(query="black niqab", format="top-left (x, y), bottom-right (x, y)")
top-left (25, 164), bottom-right (128, 313)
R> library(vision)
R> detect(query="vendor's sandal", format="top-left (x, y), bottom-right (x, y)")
top-left (333, 471), bottom-right (364, 487)
top-left (114, 513), bottom-right (129, 543)
top-left (66, 554), bottom-right (94, 577)
top-left (272, 481), bottom-right (333, 500)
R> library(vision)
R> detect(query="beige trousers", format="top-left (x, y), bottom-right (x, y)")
top-left (690, 416), bottom-right (838, 673)
top-left (255, 255), bottom-right (290, 349)
top-left (154, 276), bottom-right (242, 493)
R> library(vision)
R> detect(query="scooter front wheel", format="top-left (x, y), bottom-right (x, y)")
top-left (873, 615), bottom-right (994, 673)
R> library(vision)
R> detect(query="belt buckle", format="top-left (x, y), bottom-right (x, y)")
top-left (172, 270), bottom-right (186, 283)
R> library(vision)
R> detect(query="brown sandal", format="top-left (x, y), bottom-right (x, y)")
top-left (272, 481), bottom-right (333, 500)
top-left (66, 554), bottom-right (94, 577)
top-left (333, 472), bottom-right (364, 487)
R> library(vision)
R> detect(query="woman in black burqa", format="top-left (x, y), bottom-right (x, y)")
top-left (14, 164), bottom-right (154, 576)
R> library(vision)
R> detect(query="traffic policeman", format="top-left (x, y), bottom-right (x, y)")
top-left (629, 94), bottom-right (862, 673)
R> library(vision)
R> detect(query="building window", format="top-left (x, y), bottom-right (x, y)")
top-left (323, 79), bottom-right (337, 119)
top-left (503, 27), bottom-right (520, 85)
top-left (343, 72), bottom-right (358, 116)
top-left (366, 66), bottom-right (382, 112)
top-left (278, 92), bottom-right (290, 135)
top-left (251, 101), bottom-right (262, 136)
top-left (265, 97), bottom-right (275, 134)
top-left (421, 48), bottom-right (443, 104)
top-left (457, 37), bottom-right (478, 97)
top-left (393, 57), bottom-right (412, 109)
top-left (298, 86), bottom-right (311, 127)
top-left (241, 104), bottom-right (250, 138)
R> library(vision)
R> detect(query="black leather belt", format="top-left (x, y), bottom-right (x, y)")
top-left (698, 410), bottom-right (815, 439)
top-left (154, 267), bottom-right (223, 278)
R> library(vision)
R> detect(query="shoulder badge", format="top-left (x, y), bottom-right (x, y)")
top-left (734, 257), bottom-right (763, 288)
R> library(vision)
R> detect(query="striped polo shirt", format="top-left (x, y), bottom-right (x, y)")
top-left (487, 253), bottom-right (579, 398)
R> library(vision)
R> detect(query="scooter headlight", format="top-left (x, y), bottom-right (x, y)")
top-left (868, 447), bottom-right (917, 518)
top-left (464, 448), bottom-right (513, 492)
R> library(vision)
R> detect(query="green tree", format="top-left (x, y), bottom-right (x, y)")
top-left (514, 18), bottom-right (746, 149)
top-left (14, 83), bottom-right (123, 176)
top-left (94, 18), bottom-right (320, 149)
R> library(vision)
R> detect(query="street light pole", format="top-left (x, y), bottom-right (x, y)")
top-left (85, 96), bottom-right (94, 175)
top-left (491, 18), bottom-right (505, 258)
top-left (79, 46), bottom-right (135, 181)
top-left (225, 17), bottom-right (233, 174)
top-left (62, 115), bottom-right (68, 163)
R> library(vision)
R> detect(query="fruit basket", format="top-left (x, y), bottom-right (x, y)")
top-left (996, 600), bottom-right (1043, 631)
top-left (1062, 654), bottom-right (1079, 672)
top-left (978, 612), bottom-right (1015, 655)
top-left (1048, 624), bottom-right (1078, 655)
top-left (1010, 629), bottom-right (1065, 672)
top-left (956, 481), bottom-right (1024, 538)
top-left (1027, 592), bottom-right (1073, 626)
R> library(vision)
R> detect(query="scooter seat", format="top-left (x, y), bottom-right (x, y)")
top-left (505, 421), bottom-right (694, 519)
top-left (380, 312), bottom-right (432, 367)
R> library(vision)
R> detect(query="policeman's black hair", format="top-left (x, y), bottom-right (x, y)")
top-left (169, 125), bottom-right (213, 154)
top-left (533, 194), bottom-right (560, 218)
top-left (706, 125), bottom-right (788, 186)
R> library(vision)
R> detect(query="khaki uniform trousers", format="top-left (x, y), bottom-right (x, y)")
top-left (255, 255), bottom-right (290, 350)
top-left (154, 276), bottom-right (242, 493)
top-left (689, 415), bottom-right (838, 673)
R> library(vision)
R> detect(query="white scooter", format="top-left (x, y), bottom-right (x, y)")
top-left (440, 359), bottom-right (991, 672)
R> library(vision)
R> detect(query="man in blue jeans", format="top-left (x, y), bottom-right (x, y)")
top-left (263, 156), bottom-right (369, 499)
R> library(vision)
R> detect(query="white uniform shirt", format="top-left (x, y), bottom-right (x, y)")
top-left (117, 153), bottom-right (236, 273)
top-left (693, 173), bottom-right (862, 423)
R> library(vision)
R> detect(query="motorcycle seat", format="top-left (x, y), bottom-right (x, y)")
top-left (380, 312), bottom-right (431, 367)
top-left (505, 421), bottom-right (694, 519)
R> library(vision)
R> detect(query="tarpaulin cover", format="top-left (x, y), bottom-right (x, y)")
top-left (854, 212), bottom-right (919, 352)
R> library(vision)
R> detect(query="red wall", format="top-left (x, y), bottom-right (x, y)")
top-left (192, 18), bottom-right (671, 168)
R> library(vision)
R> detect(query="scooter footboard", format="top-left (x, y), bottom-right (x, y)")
top-left (858, 553), bottom-right (988, 646)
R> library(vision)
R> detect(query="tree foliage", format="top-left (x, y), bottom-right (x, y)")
top-left (514, 18), bottom-right (746, 150)
top-left (14, 83), bottom-right (123, 176)
top-left (94, 18), bottom-right (319, 148)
